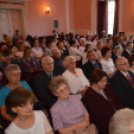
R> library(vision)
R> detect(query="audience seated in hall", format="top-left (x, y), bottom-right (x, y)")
top-left (13, 39), bottom-right (21, 49)
top-left (0, 64), bottom-right (38, 123)
top-left (52, 29), bottom-right (59, 38)
top-left (112, 45), bottom-right (122, 64)
top-left (86, 35), bottom-right (93, 48)
top-left (82, 50), bottom-right (102, 80)
top-left (13, 30), bottom-right (21, 41)
top-left (69, 40), bottom-right (82, 61)
top-left (51, 35), bottom-right (58, 50)
top-left (100, 45), bottom-right (116, 77)
top-left (61, 36), bottom-right (70, 51)
top-left (113, 36), bottom-right (125, 51)
top-left (109, 57), bottom-right (134, 109)
top-left (84, 69), bottom-right (123, 134)
top-left (122, 41), bottom-right (133, 59)
top-left (5, 87), bottom-right (54, 134)
top-left (123, 36), bottom-right (128, 45)
top-left (50, 76), bottom-right (97, 134)
top-left (1, 49), bottom-right (20, 71)
top-left (6, 37), bottom-right (14, 49)
top-left (20, 46), bottom-right (40, 73)
top-left (52, 48), bottom-right (66, 75)
top-left (107, 34), bottom-right (113, 40)
top-left (56, 40), bottom-right (68, 60)
top-left (78, 38), bottom-right (86, 55)
top-left (129, 35), bottom-right (134, 44)
top-left (39, 37), bottom-right (46, 51)
top-left (63, 56), bottom-right (89, 98)
top-left (100, 33), bottom-right (107, 45)
top-left (15, 42), bottom-right (25, 59)
top-left (33, 56), bottom-right (57, 108)
top-left (31, 39), bottom-right (44, 60)
top-left (44, 39), bottom-right (52, 56)
top-left (106, 39), bottom-right (113, 50)
top-left (2, 34), bottom-right (8, 43)
top-left (82, 43), bottom-right (93, 65)
top-left (95, 41), bottom-right (103, 61)
top-left (0, 44), bottom-right (7, 65)
top-left (109, 108), bottom-right (134, 134)
top-left (93, 34), bottom-right (99, 50)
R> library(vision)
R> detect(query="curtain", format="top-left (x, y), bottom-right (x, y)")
top-left (97, 0), bottom-right (107, 34)
top-left (113, 0), bottom-right (119, 34)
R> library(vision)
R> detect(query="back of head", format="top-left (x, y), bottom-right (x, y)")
top-left (2, 48), bottom-right (12, 57)
top-left (109, 108), bottom-right (134, 134)
top-left (46, 39), bottom-right (52, 47)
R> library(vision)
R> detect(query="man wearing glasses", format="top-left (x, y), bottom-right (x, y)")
top-left (109, 57), bottom-right (134, 109)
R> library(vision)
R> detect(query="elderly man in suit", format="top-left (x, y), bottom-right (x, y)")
top-left (33, 56), bottom-right (57, 108)
top-left (109, 57), bottom-right (134, 109)
top-left (82, 50), bottom-right (102, 80)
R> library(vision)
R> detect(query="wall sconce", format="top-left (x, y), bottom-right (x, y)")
top-left (45, 7), bottom-right (50, 14)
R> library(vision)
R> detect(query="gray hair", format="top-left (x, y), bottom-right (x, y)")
top-left (41, 56), bottom-right (53, 65)
top-left (109, 108), bottom-right (134, 134)
top-left (115, 57), bottom-right (127, 67)
top-left (4, 64), bottom-right (21, 76)
top-left (63, 56), bottom-right (76, 68)
top-left (113, 45), bottom-right (122, 54)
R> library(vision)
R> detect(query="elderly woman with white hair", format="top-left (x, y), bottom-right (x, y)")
top-left (0, 64), bottom-right (38, 123)
top-left (62, 56), bottom-right (90, 98)
top-left (109, 108), bottom-right (134, 134)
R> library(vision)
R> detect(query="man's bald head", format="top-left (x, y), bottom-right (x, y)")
top-left (52, 48), bottom-right (61, 59)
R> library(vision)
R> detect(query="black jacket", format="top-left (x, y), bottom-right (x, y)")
top-left (82, 60), bottom-right (102, 80)
top-left (109, 70), bottom-right (134, 109)
top-left (122, 50), bottom-right (131, 59)
top-left (33, 70), bottom-right (57, 108)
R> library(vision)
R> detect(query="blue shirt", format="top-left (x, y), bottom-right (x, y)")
top-left (0, 81), bottom-right (33, 118)
top-left (0, 81), bottom-right (33, 106)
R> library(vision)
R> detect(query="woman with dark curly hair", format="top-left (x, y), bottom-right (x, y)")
top-left (100, 45), bottom-right (116, 77)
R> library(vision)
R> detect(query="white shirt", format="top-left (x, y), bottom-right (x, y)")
top-left (82, 52), bottom-right (88, 65)
top-left (93, 39), bottom-right (98, 49)
top-left (69, 46), bottom-right (82, 61)
top-left (44, 48), bottom-right (52, 56)
top-left (5, 111), bottom-right (52, 134)
top-left (62, 68), bottom-right (90, 98)
top-left (32, 47), bottom-right (44, 57)
top-left (51, 41), bottom-right (58, 50)
top-left (96, 50), bottom-right (103, 60)
top-left (100, 58), bottom-right (115, 74)
top-left (78, 46), bottom-right (85, 55)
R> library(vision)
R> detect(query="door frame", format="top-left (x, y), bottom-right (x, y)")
top-left (0, 1), bottom-right (29, 37)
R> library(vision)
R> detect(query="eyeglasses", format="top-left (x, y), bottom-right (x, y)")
top-left (9, 72), bottom-right (21, 77)
top-left (100, 79), bottom-right (108, 84)
top-left (19, 101), bottom-right (34, 108)
top-left (57, 86), bottom-right (69, 95)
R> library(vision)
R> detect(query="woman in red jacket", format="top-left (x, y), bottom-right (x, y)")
top-left (84, 69), bottom-right (123, 134)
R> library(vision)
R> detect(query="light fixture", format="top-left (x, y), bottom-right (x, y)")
top-left (45, 7), bottom-right (50, 14)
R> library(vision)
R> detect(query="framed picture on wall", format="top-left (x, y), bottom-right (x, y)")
top-left (53, 20), bottom-right (58, 29)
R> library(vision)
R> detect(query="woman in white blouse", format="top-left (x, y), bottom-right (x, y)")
top-left (69, 40), bottom-right (82, 61)
top-left (82, 44), bottom-right (92, 65)
top-left (63, 56), bottom-right (90, 98)
top-left (31, 39), bottom-right (44, 59)
top-left (95, 41), bottom-right (103, 61)
top-left (78, 38), bottom-right (86, 55)
top-left (100, 45), bottom-right (116, 77)
top-left (5, 87), bottom-right (54, 134)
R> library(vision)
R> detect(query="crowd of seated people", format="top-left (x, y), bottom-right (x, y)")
top-left (1, 31), bottom-right (134, 134)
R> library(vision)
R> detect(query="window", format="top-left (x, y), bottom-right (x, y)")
top-left (108, 0), bottom-right (115, 34)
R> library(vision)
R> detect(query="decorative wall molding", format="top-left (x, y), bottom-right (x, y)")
top-left (65, 0), bottom-right (70, 34)
top-left (91, 0), bottom-right (96, 35)
top-left (70, 30), bottom-right (95, 36)
top-left (119, 0), bottom-right (123, 32)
